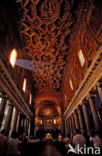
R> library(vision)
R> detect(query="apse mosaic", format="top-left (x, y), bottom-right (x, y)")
top-left (16, 0), bottom-right (77, 90)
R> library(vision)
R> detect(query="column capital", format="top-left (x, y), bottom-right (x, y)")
top-left (86, 93), bottom-right (96, 100)
top-left (82, 99), bottom-right (89, 105)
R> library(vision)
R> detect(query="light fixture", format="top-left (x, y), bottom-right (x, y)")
top-left (9, 49), bottom-right (17, 68)
top-left (23, 78), bottom-right (26, 92)
top-left (29, 93), bottom-right (32, 105)
top-left (69, 79), bottom-right (73, 90)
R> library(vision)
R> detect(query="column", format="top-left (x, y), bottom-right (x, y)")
top-left (68, 118), bottom-right (71, 135)
top-left (4, 104), bottom-right (14, 135)
top-left (82, 101), bottom-right (91, 136)
top-left (0, 97), bottom-right (7, 128)
top-left (28, 121), bottom-right (31, 139)
top-left (74, 110), bottom-right (80, 129)
top-left (78, 106), bottom-right (85, 134)
top-left (65, 120), bottom-right (69, 136)
top-left (64, 120), bottom-right (67, 136)
top-left (13, 109), bottom-right (18, 131)
top-left (18, 113), bottom-right (23, 131)
top-left (16, 112), bottom-right (20, 133)
top-left (25, 119), bottom-right (29, 136)
top-left (23, 118), bottom-right (26, 137)
top-left (66, 120), bottom-right (70, 135)
top-left (61, 114), bottom-right (65, 136)
top-left (9, 107), bottom-right (18, 137)
top-left (89, 97), bottom-right (100, 131)
top-left (69, 116), bottom-right (73, 137)
top-left (68, 119), bottom-right (71, 135)
top-left (71, 114), bottom-right (76, 134)
top-left (97, 86), bottom-right (102, 102)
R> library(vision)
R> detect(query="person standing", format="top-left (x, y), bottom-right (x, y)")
top-left (0, 129), bottom-right (8, 156)
top-left (7, 131), bottom-right (21, 156)
top-left (73, 129), bottom-right (86, 153)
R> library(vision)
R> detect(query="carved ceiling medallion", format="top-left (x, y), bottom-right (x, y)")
top-left (37, 0), bottom-right (56, 20)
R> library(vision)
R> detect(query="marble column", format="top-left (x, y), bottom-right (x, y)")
top-left (74, 110), bottom-right (80, 129)
top-left (9, 107), bottom-right (18, 137)
top-left (71, 114), bottom-right (76, 134)
top-left (65, 120), bottom-right (67, 136)
top-left (70, 116), bottom-right (73, 137)
top-left (4, 104), bottom-right (14, 135)
top-left (16, 112), bottom-right (20, 133)
top-left (13, 109), bottom-right (18, 131)
top-left (28, 122), bottom-right (31, 139)
top-left (89, 97), bottom-right (100, 131)
top-left (23, 118), bottom-right (26, 137)
top-left (0, 97), bottom-right (7, 128)
top-left (62, 116), bottom-right (66, 136)
top-left (67, 119), bottom-right (70, 135)
top-left (82, 101), bottom-right (91, 136)
top-left (25, 119), bottom-right (29, 136)
top-left (66, 120), bottom-right (69, 136)
top-left (78, 106), bottom-right (85, 134)
top-left (97, 86), bottom-right (102, 102)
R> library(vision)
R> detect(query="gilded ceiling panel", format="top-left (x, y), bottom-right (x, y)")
top-left (16, 0), bottom-right (77, 90)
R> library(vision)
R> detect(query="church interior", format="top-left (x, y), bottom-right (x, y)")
top-left (0, 0), bottom-right (102, 155)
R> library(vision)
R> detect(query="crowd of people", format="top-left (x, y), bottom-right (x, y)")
top-left (0, 129), bottom-right (42, 156)
top-left (0, 128), bottom-right (102, 156)
top-left (0, 129), bottom-right (21, 156)
top-left (59, 128), bottom-right (102, 154)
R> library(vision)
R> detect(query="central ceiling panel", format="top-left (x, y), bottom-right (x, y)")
top-left (16, 0), bottom-right (77, 90)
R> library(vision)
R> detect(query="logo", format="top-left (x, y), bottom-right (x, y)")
top-left (67, 144), bottom-right (100, 155)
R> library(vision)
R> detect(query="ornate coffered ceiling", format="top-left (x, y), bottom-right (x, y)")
top-left (16, 0), bottom-right (78, 90)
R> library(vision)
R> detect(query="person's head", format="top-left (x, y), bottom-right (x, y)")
top-left (11, 131), bottom-right (17, 138)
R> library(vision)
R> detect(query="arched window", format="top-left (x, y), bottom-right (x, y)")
top-left (9, 49), bottom-right (17, 68)
top-left (29, 93), bottom-right (32, 105)
top-left (23, 78), bottom-right (26, 92)
top-left (69, 79), bottom-right (73, 90)
top-left (78, 50), bottom-right (85, 67)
